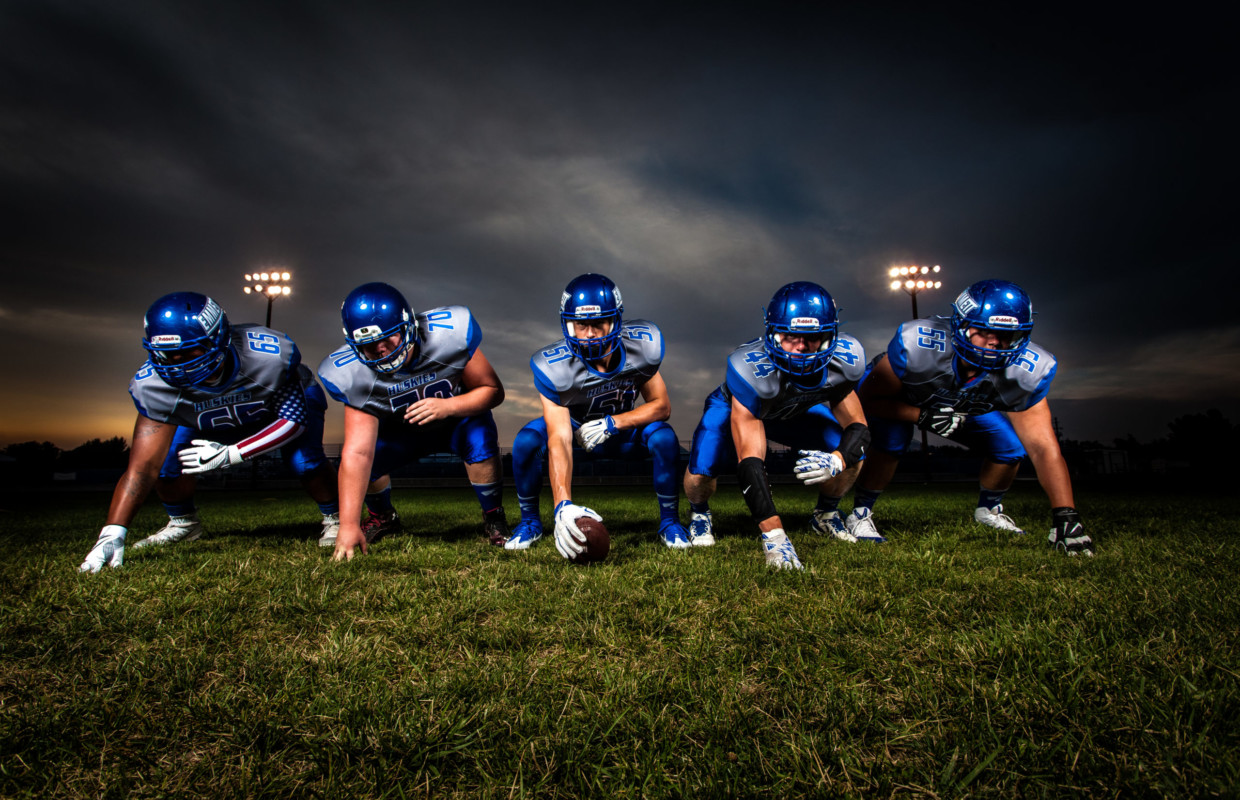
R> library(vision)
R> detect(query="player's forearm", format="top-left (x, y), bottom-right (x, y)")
top-left (446, 385), bottom-right (504, 417)
top-left (1030, 448), bottom-right (1075, 508)
top-left (337, 451), bottom-right (374, 524)
top-left (234, 419), bottom-right (305, 460)
top-left (547, 438), bottom-right (574, 506)
top-left (612, 397), bottom-right (670, 430)
top-left (105, 465), bottom-right (158, 527)
top-left (731, 414), bottom-right (768, 461)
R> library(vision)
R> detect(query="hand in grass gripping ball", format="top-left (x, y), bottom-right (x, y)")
top-left (794, 450), bottom-right (843, 485)
top-left (568, 516), bottom-right (610, 564)
top-left (1048, 507), bottom-right (1093, 556)
top-left (916, 405), bottom-right (965, 438)
top-left (178, 439), bottom-right (243, 474)
top-left (553, 500), bottom-right (603, 561)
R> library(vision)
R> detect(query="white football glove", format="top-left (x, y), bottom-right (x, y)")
top-left (794, 450), bottom-right (844, 485)
top-left (917, 405), bottom-right (966, 437)
top-left (178, 439), bottom-right (244, 474)
top-left (79, 525), bottom-right (126, 573)
top-left (553, 500), bottom-right (602, 560)
top-left (574, 416), bottom-right (617, 452)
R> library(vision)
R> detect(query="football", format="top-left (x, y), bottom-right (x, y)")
top-left (570, 516), bottom-right (610, 565)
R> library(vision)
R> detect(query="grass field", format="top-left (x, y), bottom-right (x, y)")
top-left (2, 482), bottom-right (1239, 798)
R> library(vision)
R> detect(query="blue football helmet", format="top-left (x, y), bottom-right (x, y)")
top-left (950, 279), bottom-right (1034, 370)
top-left (560, 273), bottom-right (623, 362)
top-left (764, 281), bottom-right (839, 379)
top-left (142, 292), bottom-right (232, 388)
top-left (341, 282), bottom-right (418, 373)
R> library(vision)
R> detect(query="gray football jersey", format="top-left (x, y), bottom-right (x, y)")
top-left (721, 333), bottom-right (866, 420)
top-left (530, 319), bottom-right (664, 423)
top-left (129, 324), bottom-right (308, 432)
top-left (318, 305), bottom-right (480, 421)
top-left (883, 318), bottom-right (1057, 414)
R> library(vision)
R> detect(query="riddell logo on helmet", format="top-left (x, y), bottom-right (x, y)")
top-left (790, 317), bottom-right (820, 328)
top-left (577, 305), bottom-right (602, 314)
top-left (987, 315), bottom-right (1020, 327)
top-left (151, 335), bottom-right (182, 345)
top-left (352, 325), bottom-right (383, 342)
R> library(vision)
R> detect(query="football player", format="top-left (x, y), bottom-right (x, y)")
top-left (846, 279), bottom-right (1093, 555)
top-left (317, 282), bottom-right (508, 560)
top-left (506, 273), bottom-right (690, 559)
top-left (79, 292), bottom-right (340, 573)
top-left (682, 281), bottom-right (871, 570)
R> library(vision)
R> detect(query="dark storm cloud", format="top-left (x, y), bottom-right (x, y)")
top-left (1, 1), bottom-right (1233, 446)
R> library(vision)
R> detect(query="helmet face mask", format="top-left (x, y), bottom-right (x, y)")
top-left (341, 282), bottom-right (418, 373)
top-left (560, 273), bottom-right (623, 362)
top-left (763, 281), bottom-right (839, 380)
top-left (142, 292), bottom-right (232, 388)
top-left (950, 279), bottom-right (1034, 371)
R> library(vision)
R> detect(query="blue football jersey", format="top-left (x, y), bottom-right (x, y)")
top-left (720, 333), bottom-right (866, 421)
top-left (317, 305), bottom-right (481, 422)
top-left (882, 318), bottom-right (1057, 414)
top-left (129, 324), bottom-right (310, 432)
top-left (530, 319), bottom-right (664, 423)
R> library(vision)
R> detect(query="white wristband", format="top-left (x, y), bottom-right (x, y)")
top-left (100, 524), bottom-right (128, 540)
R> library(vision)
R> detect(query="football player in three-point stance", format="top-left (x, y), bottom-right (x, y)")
top-left (79, 292), bottom-right (341, 573)
top-left (317, 282), bottom-right (509, 560)
top-left (507, 273), bottom-right (691, 560)
top-left (847, 279), bottom-right (1093, 555)
top-left (682, 282), bottom-right (872, 570)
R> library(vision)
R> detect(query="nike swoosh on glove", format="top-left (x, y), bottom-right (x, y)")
top-left (179, 439), bottom-right (244, 474)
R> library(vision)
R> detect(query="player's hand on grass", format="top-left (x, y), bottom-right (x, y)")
top-left (574, 417), bottom-right (617, 452)
top-left (332, 524), bottom-right (368, 561)
top-left (794, 450), bottom-right (843, 485)
top-left (917, 405), bottom-right (965, 437)
top-left (79, 525), bottom-right (126, 573)
top-left (553, 500), bottom-right (602, 560)
top-left (1048, 507), bottom-right (1093, 556)
top-left (179, 439), bottom-right (243, 474)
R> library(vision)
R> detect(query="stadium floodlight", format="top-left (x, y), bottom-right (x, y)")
top-left (243, 269), bottom-right (292, 327)
top-left (889, 264), bottom-right (942, 319)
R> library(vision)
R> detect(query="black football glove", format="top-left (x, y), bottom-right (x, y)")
top-left (1048, 507), bottom-right (1094, 556)
top-left (917, 405), bottom-right (965, 437)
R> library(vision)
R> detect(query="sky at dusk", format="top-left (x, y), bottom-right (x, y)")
top-left (1, 2), bottom-right (1234, 450)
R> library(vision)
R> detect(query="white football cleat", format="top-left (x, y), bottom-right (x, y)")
top-left (974, 504), bottom-right (1025, 534)
top-left (689, 509), bottom-right (715, 546)
top-left (844, 508), bottom-right (886, 544)
top-left (132, 513), bottom-right (203, 549)
top-left (810, 509), bottom-right (857, 543)
top-left (761, 530), bottom-right (804, 570)
top-left (318, 513), bottom-right (341, 547)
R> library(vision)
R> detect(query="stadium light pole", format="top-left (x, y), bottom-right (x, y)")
top-left (243, 270), bottom-right (292, 327)
top-left (889, 265), bottom-right (943, 481)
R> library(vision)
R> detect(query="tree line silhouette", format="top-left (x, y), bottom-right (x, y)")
top-left (2, 409), bottom-right (1236, 483)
